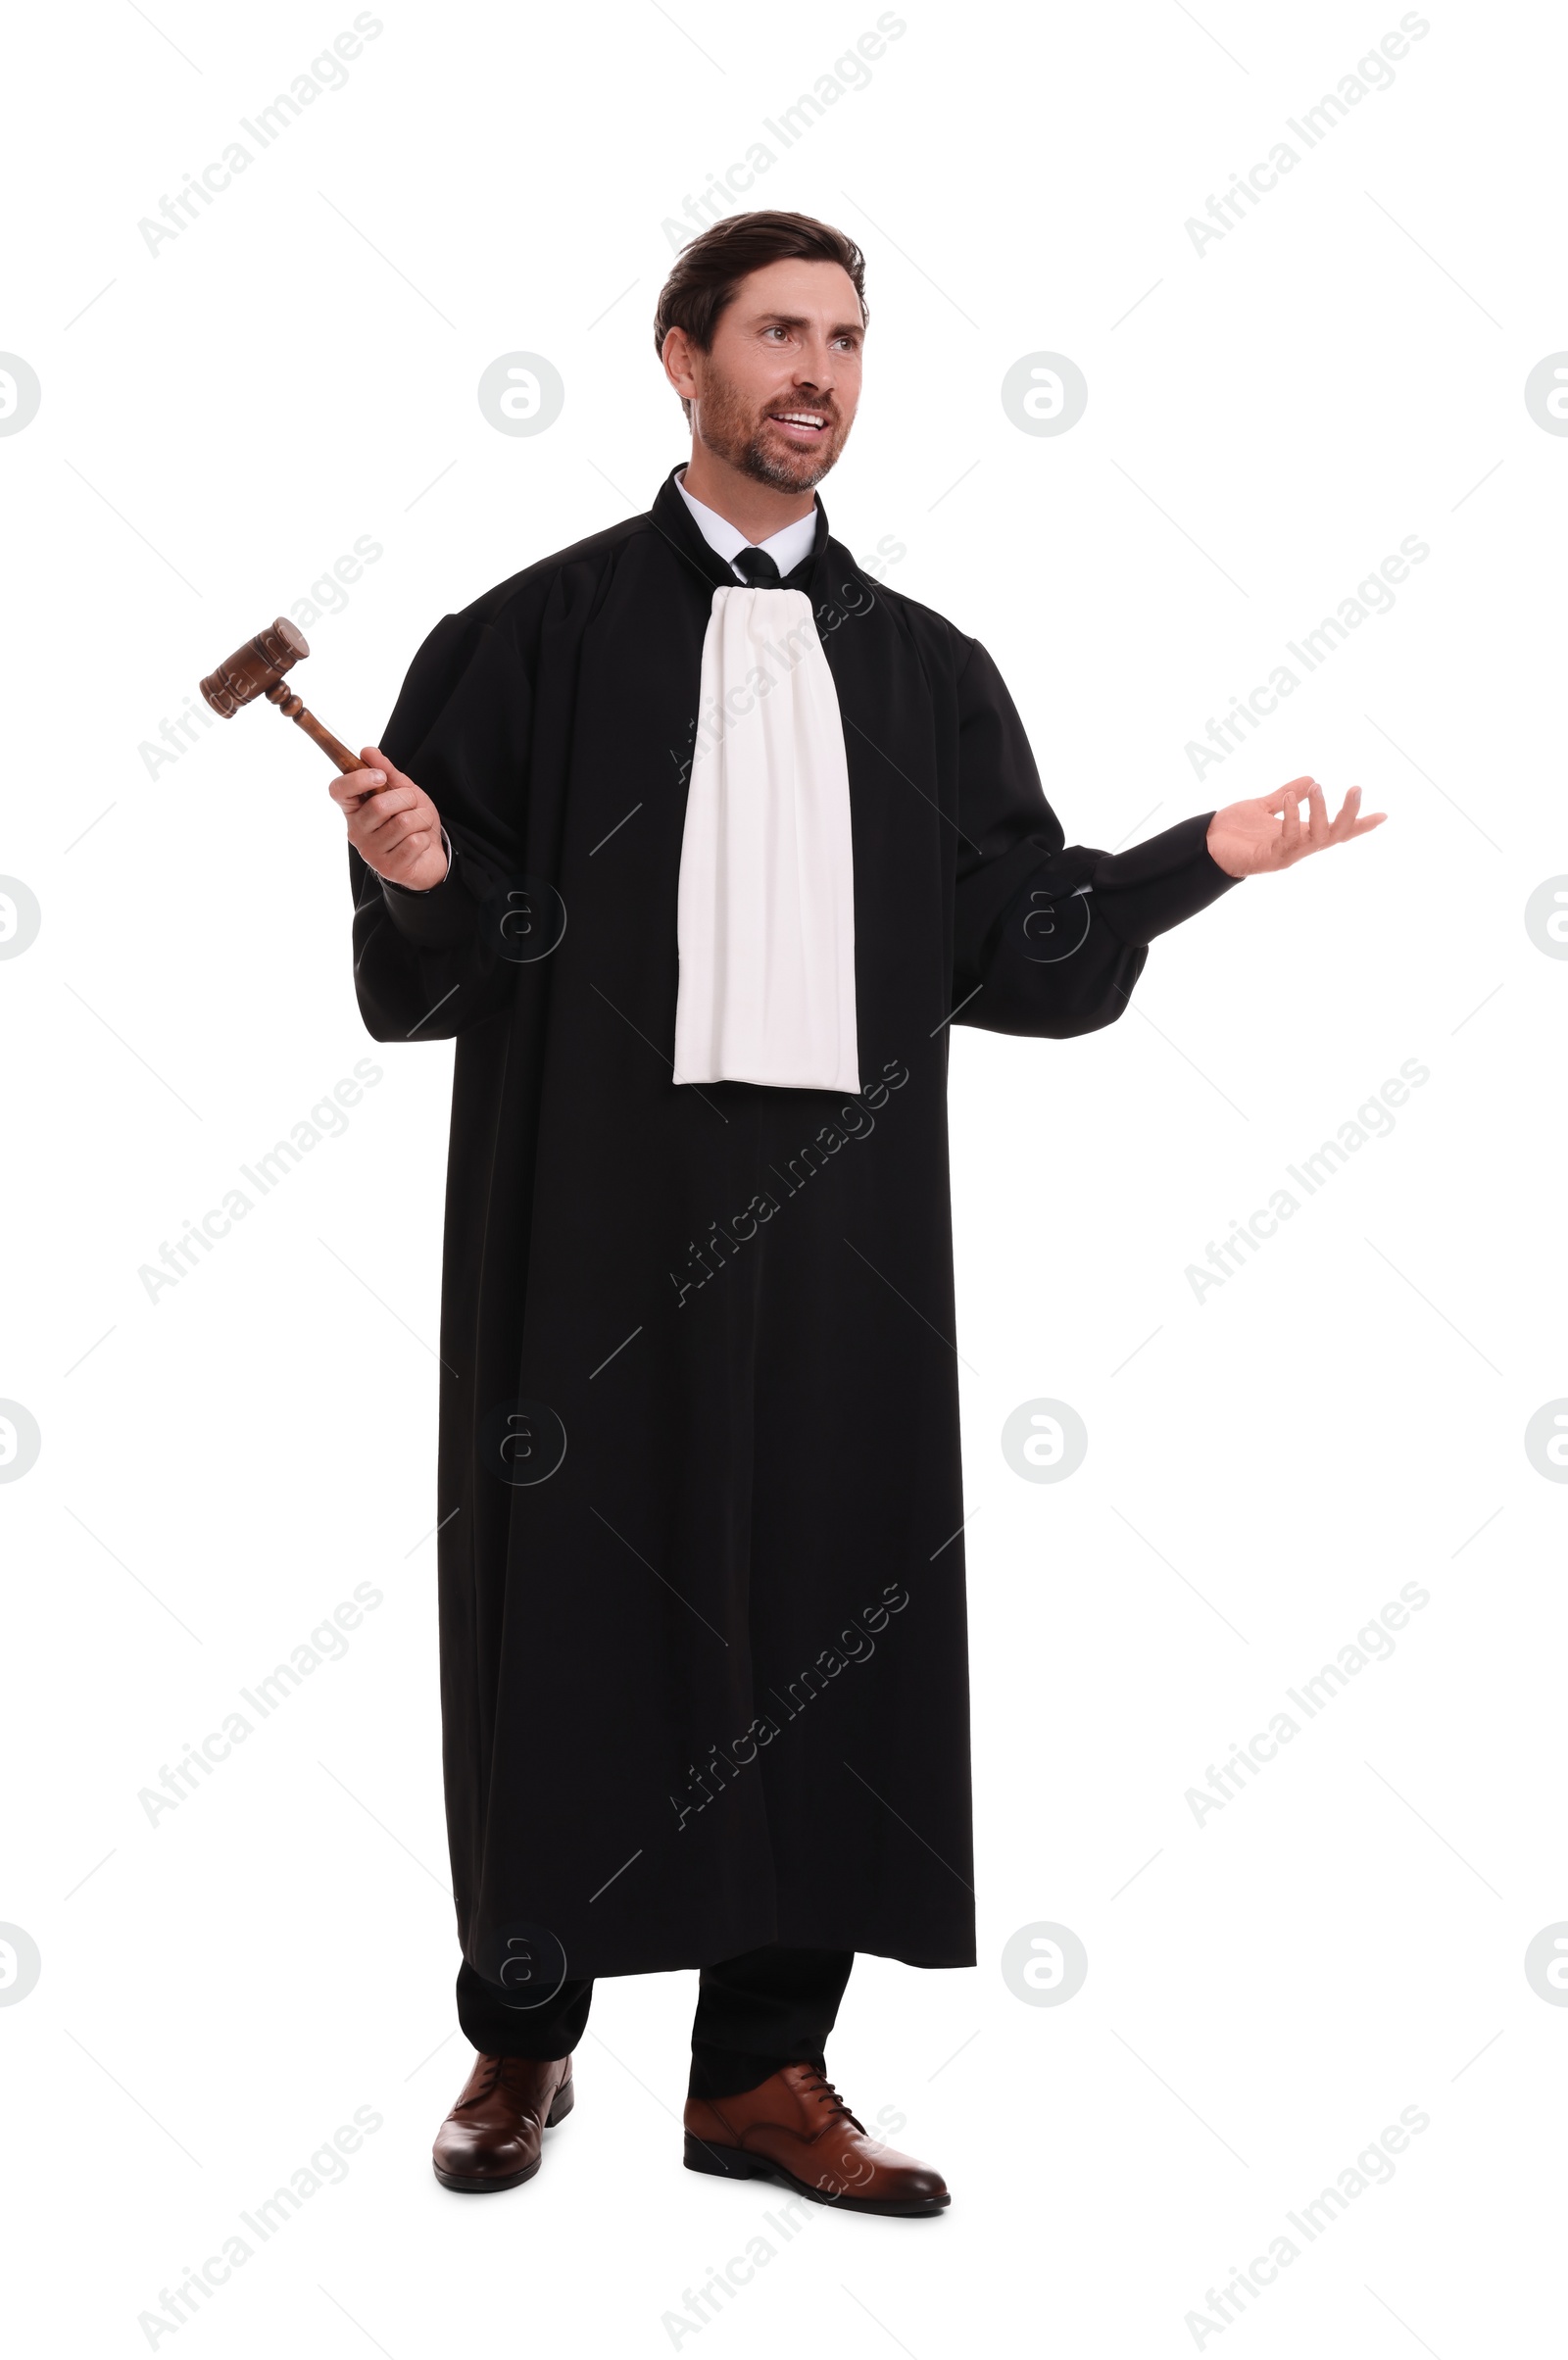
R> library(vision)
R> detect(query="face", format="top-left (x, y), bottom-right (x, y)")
top-left (665, 257), bottom-right (864, 492)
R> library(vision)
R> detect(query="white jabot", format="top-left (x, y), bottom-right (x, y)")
top-left (671, 473), bottom-right (860, 1095)
top-left (672, 605), bottom-right (859, 1097)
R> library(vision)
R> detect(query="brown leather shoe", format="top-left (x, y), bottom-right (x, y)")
top-left (684, 2063), bottom-right (949, 2217)
top-left (432, 2049), bottom-right (574, 2191)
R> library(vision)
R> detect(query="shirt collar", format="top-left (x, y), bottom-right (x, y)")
top-left (675, 467), bottom-right (819, 583)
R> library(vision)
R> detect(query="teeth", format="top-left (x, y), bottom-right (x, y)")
top-left (776, 413), bottom-right (825, 427)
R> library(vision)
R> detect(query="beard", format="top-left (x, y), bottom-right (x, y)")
top-left (693, 362), bottom-right (852, 491)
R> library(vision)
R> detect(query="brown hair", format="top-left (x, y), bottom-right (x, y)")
top-left (654, 210), bottom-right (868, 418)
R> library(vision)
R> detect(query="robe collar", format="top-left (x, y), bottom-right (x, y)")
top-left (650, 465), bottom-right (830, 601)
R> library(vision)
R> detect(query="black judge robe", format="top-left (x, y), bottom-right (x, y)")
top-left (350, 467), bottom-right (1241, 1990)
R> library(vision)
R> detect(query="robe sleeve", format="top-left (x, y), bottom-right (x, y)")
top-left (950, 636), bottom-right (1242, 1039)
top-left (350, 607), bottom-right (534, 1043)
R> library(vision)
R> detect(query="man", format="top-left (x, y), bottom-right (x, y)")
top-left (335, 211), bottom-right (1383, 2216)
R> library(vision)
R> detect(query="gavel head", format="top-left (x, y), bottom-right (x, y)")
top-left (199, 617), bottom-right (310, 717)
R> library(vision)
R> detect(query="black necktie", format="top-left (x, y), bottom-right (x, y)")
top-left (732, 546), bottom-right (782, 588)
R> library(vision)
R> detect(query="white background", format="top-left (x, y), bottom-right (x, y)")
top-left (3, 1), bottom-right (1564, 2352)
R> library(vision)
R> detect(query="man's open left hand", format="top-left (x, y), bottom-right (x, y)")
top-left (1206, 778), bottom-right (1386, 880)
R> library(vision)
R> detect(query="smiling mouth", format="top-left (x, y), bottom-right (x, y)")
top-left (767, 410), bottom-right (832, 438)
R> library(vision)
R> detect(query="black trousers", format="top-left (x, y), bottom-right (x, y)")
top-left (457, 1943), bottom-right (855, 2098)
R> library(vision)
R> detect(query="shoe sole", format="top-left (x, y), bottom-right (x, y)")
top-left (682, 2131), bottom-right (949, 2217)
top-left (432, 2080), bottom-right (574, 2192)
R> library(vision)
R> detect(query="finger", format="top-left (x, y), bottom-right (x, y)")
top-left (1305, 781), bottom-right (1330, 848)
top-left (359, 744), bottom-right (407, 785)
top-left (1258, 774), bottom-right (1314, 813)
top-left (349, 807), bottom-right (422, 863)
top-left (351, 798), bottom-right (426, 858)
top-left (1280, 783), bottom-right (1303, 854)
top-left (370, 834), bottom-right (441, 877)
top-left (356, 814), bottom-right (442, 872)
top-left (354, 783), bottom-right (421, 828)
top-left (1326, 785), bottom-right (1363, 841)
top-left (370, 825), bottom-right (436, 872)
top-left (329, 763), bottom-right (388, 811)
top-left (1346, 812), bottom-right (1388, 836)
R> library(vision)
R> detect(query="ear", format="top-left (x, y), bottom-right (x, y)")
top-left (662, 324), bottom-right (701, 404)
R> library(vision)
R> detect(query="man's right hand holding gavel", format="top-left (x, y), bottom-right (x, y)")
top-left (197, 623), bottom-right (448, 890)
top-left (331, 748), bottom-right (450, 892)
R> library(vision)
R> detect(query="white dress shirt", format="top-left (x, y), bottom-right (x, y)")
top-left (674, 468), bottom-right (818, 581)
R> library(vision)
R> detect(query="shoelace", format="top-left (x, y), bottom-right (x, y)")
top-left (796, 2068), bottom-right (864, 2132)
top-left (457, 2054), bottom-right (548, 2115)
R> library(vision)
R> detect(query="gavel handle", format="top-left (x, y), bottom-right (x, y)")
top-left (264, 680), bottom-right (364, 775)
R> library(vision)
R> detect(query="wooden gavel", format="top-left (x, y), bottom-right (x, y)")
top-left (199, 617), bottom-right (362, 774)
